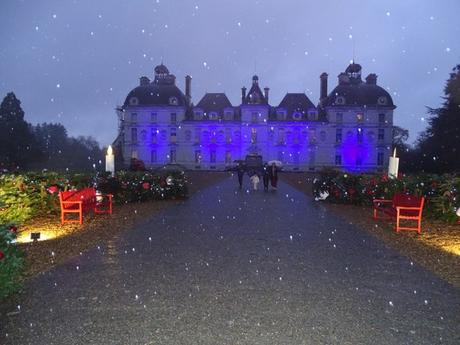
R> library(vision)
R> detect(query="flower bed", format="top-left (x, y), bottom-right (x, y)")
top-left (0, 223), bottom-right (24, 300)
top-left (312, 169), bottom-right (460, 222)
top-left (0, 171), bottom-right (188, 225)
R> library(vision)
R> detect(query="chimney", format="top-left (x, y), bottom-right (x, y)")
top-left (366, 73), bottom-right (377, 85)
top-left (264, 87), bottom-right (269, 103)
top-left (139, 76), bottom-right (150, 86)
top-left (241, 87), bottom-right (247, 104)
top-left (320, 73), bottom-right (328, 100)
top-left (185, 75), bottom-right (192, 100)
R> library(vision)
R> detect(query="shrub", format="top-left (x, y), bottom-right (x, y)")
top-left (0, 223), bottom-right (24, 300)
top-left (313, 170), bottom-right (460, 222)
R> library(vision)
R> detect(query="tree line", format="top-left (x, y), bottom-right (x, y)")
top-left (397, 64), bottom-right (460, 173)
top-left (0, 92), bottom-right (103, 172)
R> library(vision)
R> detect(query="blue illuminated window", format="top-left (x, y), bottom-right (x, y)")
top-left (151, 113), bottom-right (157, 122)
top-left (335, 154), bottom-right (342, 165)
top-left (377, 152), bottom-right (384, 166)
top-left (379, 113), bottom-right (385, 124)
top-left (336, 113), bottom-right (343, 123)
top-left (171, 113), bottom-right (177, 124)
top-left (378, 129), bottom-right (385, 141)
top-left (131, 113), bottom-right (137, 123)
top-left (151, 150), bottom-right (157, 163)
top-left (170, 149), bottom-right (176, 163)
top-left (336, 128), bottom-right (342, 143)
top-left (131, 128), bottom-right (138, 143)
top-left (357, 128), bottom-right (363, 143)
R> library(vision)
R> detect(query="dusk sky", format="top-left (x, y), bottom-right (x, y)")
top-left (1, 0), bottom-right (459, 146)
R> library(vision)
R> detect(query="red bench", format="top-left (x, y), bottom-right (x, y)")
top-left (59, 187), bottom-right (113, 225)
top-left (373, 193), bottom-right (425, 234)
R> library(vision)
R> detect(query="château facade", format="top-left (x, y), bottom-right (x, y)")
top-left (113, 62), bottom-right (395, 172)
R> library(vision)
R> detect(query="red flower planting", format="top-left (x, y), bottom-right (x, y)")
top-left (142, 182), bottom-right (150, 190)
top-left (0, 251), bottom-right (4, 260)
top-left (47, 185), bottom-right (59, 194)
top-left (9, 225), bottom-right (17, 233)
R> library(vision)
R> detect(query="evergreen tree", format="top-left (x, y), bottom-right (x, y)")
top-left (0, 92), bottom-right (41, 170)
top-left (416, 65), bottom-right (460, 172)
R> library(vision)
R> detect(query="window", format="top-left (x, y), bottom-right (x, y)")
top-left (169, 96), bottom-right (178, 105)
top-left (251, 128), bottom-right (257, 143)
top-left (377, 96), bottom-right (387, 105)
top-left (309, 129), bottom-right (317, 144)
top-left (131, 113), bottom-right (138, 123)
top-left (377, 152), bottom-right (384, 166)
top-left (378, 128), bottom-right (385, 141)
top-left (195, 128), bottom-right (201, 143)
top-left (151, 150), bottom-right (157, 163)
top-left (210, 150), bottom-right (216, 163)
top-left (356, 113), bottom-right (364, 123)
top-left (357, 128), bottom-right (363, 143)
top-left (151, 129), bottom-right (157, 144)
top-left (335, 96), bottom-right (345, 105)
top-left (224, 112), bottom-right (233, 121)
top-left (140, 130), bottom-right (147, 142)
top-left (320, 131), bottom-right (326, 142)
top-left (225, 128), bottom-right (232, 143)
top-left (131, 128), bottom-right (138, 143)
top-left (336, 128), bottom-right (342, 143)
top-left (129, 97), bottom-right (139, 106)
top-left (225, 151), bottom-right (232, 164)
top-left (194, 111), bottom-right (202, 120)
top-left (170, 113), bottom-right (177, 124)
top-left (209, 112), bottom-right (218, 120)
top-left (356, 155), bottom-right (362, 166)
top-left (185, 130), bottom-right (191, 141)
top-left (292, 112), bottom-right (302, 121)
top-left (278, 128), bottom-right (285, 144)
top-left (309, 150), bottom-right (316, 166)
top-left (335, 154), bottom-right (342, 165)
top-left (170, 128), bottom-right (177, 143)
top-left (151, 113), bottom-right (157, 122)
top-left (251, 112), bottom-right (258, 123)
top-left (379, 113), bottom-right (385, 125)
top-left (277, 111), bottom-right (286, 121)
top-left (336, 113), bottom-right (343, 123)
top-left (131, 150), bottom-right (138, 159)
top-left (195, 150), bottom-right (201, 164)
top-left (170, 149), bottom-right (176, 163)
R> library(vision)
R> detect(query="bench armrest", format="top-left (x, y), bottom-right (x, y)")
top-left (61, 200), bottom-right (83, 205)
top-left (373, 199), bottom-right (392, 205)
top-left (396, 206), bottom-right (423, 211)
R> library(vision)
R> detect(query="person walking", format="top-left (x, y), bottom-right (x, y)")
top-left (262, 163), bottom-right (270, 191)
top-left (249, 171), bottom-right (260, 191)
top-left (269, 163), bottom-right (278, 190)
top-left (236, 161), bottom-right (245, 189)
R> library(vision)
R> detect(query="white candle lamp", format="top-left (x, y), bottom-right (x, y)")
top-left (388, 148), bottom-right (399, 179)
top-left (105, 145), bottom-right (115, 176)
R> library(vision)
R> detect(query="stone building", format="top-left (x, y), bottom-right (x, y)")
top-left (113, 62), bottom-right (395, 172)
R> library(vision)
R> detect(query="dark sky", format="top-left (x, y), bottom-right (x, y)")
top-left (1, 0), bottom-right (459, 146)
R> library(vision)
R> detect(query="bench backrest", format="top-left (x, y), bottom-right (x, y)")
top-left (393, 193), bottom-right (424, 208)
top-left (59, 188), bottom-right (96, 210)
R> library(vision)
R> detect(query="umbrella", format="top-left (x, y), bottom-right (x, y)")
top-left (267, 160), bottom-right (282, 167)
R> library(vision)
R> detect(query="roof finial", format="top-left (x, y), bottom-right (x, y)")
top-left (254, 60), bottom-right (257, 74)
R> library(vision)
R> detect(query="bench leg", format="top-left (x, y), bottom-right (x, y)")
top-left (396, 215), bottom-right (400, 233)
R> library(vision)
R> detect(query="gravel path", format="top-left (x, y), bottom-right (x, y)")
top-left (1, 176), bottom-right (459, 344)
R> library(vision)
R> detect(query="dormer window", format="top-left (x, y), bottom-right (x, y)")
top-left (335, 96), bottom-right (345, 105)
top-left (377, 96), bottom-right (388, 105)
top-left (129, 97), bottom-right (139, 106)
top-left (277, 110), bottom-right (286, 121)
top-left (209, 112), bottom-right (219, 120)
top-left (169, 96), bottom-right (178, 105)
top-left (194, 111), bottom-right (203, 120)
top-left (292, 112), bottom-right (302, 121)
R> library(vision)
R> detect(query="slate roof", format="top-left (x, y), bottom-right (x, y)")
top-left (323, 83), bottom-right (395, 108)
top-left (278, 93), bottom-right (316, 114)
top-left (123, 84), bottom-right (187, 107)
top-left (195, 93), bottom-right (233, 114)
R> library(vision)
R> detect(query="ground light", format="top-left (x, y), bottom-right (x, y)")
top-left (15, 226), bottom-right (73, 244)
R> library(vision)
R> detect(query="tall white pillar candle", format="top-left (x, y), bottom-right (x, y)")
top-left (105, 145), bottom-right (115, 176)
top-left (388, 148), bottom-right (399, 179)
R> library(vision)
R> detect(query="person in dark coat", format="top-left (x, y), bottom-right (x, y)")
top-left (262, 163), bottom-right (270, 190)
top-left (269, 163), bottom-right (278, 189)
top-left (236, 162), bottom-right (245, 189)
